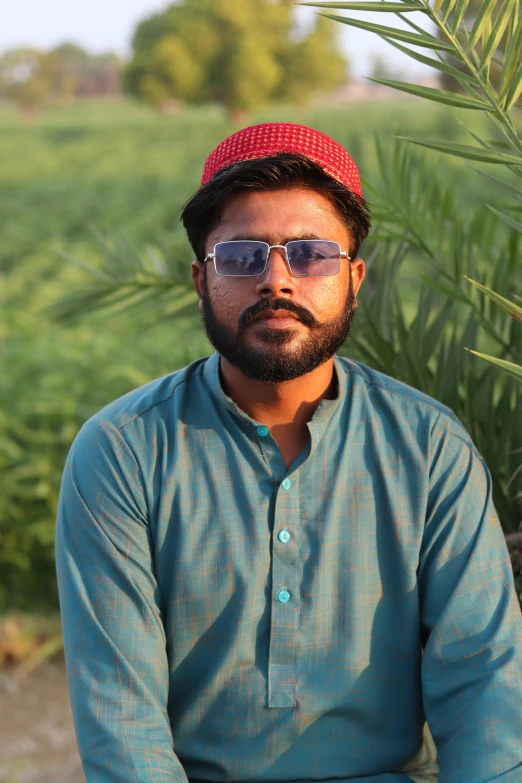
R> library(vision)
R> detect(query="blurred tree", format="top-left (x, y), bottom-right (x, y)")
top-left (51, 43), bottom-right (122, 97)
top-left (125, 0), bottom-right (348, 117)
top-left (276, 15), bottom-right (347, 104)
top-left (368, 53), bottom-right (407, 84)
top-left (0, 48), bottom-right (40, 95)
top-left (0, 44), bottom-right (122, 115)
top-left (0, 48), bottom-right (74, 117)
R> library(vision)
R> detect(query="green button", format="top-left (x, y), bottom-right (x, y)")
top-left (256, 425), bottom-right (269, 437)
top-left (282, 478), bottom-right (292, 491)
top-left (278, 529), bottom-right (290, 543)
top-left (277, 589), bottom-right (291, 603)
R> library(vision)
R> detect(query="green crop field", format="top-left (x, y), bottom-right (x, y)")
top-left (0, 97), bottom-right (516, 611)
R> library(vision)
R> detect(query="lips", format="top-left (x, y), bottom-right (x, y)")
top-left (253, 309), bottom-right (299, 322)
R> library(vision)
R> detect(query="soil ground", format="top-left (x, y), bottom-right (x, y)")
top-left (0, 658), bottom-right (83, 783)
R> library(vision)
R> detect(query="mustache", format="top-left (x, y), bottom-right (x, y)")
top-left (238, 298), bottom-right (322, 334)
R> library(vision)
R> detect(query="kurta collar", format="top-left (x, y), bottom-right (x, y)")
top-left (203, 351), bottom-right (346, 430)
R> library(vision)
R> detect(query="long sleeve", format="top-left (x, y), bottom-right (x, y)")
top-left (419, 415), bottom-right (522, 783)
top-left (55, 416), bottom-right (188, 783)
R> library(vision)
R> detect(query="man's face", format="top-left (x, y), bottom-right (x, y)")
top-left (192, 187), bottom-right (366, 383)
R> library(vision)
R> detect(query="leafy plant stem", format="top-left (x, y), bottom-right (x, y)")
top-left (416, 0), bottom-right (522, 151)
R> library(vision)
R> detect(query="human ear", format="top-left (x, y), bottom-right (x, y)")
top-left (350, 258), bottom-right (365, 300)
top-left (191, 260), bottom-right (205, 312)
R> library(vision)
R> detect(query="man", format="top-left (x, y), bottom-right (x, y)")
top-left (56, 123), bottom-right (522, 783)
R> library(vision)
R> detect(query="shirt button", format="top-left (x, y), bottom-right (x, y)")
top-left (256, 425), bottom-right (269, 437)
top-left (277, 589), bottom-right (291, 603)
top-left (282, 478), bottom-right (292, 491)
top-left (278, 529), bottom-right (290, 543)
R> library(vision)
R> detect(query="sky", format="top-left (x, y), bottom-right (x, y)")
top-left (1, 0), bottom-right (436, 80)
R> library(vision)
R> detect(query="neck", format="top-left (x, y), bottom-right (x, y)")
top-left (219, 356), bottom-right (337, 429)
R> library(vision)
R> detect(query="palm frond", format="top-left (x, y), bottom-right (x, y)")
top-left (466, 0), bottom-right (499, 51)
top-left (300, 1), bottom-right (422, 8)
top-left (465, 350), bottom-right (522, 381)
top-left (471, 167), bottom-right (522, 204)
top-left (381, 37), bottom-right (476, 86)
top-left (449, 0), bottom-right (469, 35)
top-left (503, 62), bottom-right (522, 110)
top-left (306, 0), bottom-right (522, 161)
top-left (317, 13), bottom-right (455, 50)
top-left (478, 0), bottom-right (514, 74)
top-left (47, 232), bottom-right (198, 326)
top-left (439, 0), bottom-right (460, 25)
top-left (465, 276), bottom-right (522, 321)
top-left (367, 77), bottom-right (492, 109)
top-left (487, 205), bottom-right (522, 234)
top-left (396, 136), bottom-right (522, 164)
top-left (499, 14), bottom-right (522, 102)
top-left (46, 283), bottom-right (197, 326)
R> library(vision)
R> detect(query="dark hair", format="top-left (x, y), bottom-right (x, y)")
top-left (181, 152), bottom-right (371, 262)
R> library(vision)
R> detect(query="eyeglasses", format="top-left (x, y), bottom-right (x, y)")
top-left (204, 239), bottom-right (350, 277)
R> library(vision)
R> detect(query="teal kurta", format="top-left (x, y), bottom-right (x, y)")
top-left (55, 353), bottom-right (522, 783)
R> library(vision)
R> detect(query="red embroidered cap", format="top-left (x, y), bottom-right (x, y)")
top-left (201, 122), bottom-right (363, 198)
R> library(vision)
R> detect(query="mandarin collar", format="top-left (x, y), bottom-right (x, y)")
top-left (203, 352), bottom-right (346, 429)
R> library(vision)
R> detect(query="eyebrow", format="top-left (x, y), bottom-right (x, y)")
top-left (225, 233), bottom-right (327, 244)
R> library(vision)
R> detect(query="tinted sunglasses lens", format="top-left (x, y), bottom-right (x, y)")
top-left (287, 240), bottom-right (341, 276)
top-left (214, 241), bottom-right (268, 276)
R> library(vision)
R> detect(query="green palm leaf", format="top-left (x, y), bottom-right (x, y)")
top-left (381, 37), bottom-right (476, 86)
top-left (479, 0), bottom-right (514, 73)
top-left (439, 0), bottom-right (461, 25)
top-left (487, 206), bottom-right (522, 234)
top-left (470, 167), bottom-right (522, 203)
top-left (47, 234), bottom-right (198, 326)
top-left (396, 137), bottom-right (522, 164)
top-left (316, 13), bottom-right (455, 50)
top-left (47, 283), bottom-right (197, 325)
top-left (467, 0), bottom-right (499, 51)
top-left (450, 0), bottom-right (470, 35)
top-left (500, 15), bottom-right (522, 101)
top-left (503, 61), bottom-right (522, 110)
top-left (58, 251), bottom-right (110, 282)
top-left (465, 277), bottom-right (522, 321)
top-left (299, 1), bottom-right (422, 8)
top-left (509, 0), bottom-right (521, 35)
top-left (368, 78), bottom-right (492, 109)
top-left (465, 351), bottom-right (522, 382)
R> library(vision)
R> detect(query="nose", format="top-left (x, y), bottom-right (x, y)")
top-left (254, 246), bottom-right (296, 298)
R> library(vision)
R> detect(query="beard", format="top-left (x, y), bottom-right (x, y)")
top-left (200, 272), bottom-right (357, 384)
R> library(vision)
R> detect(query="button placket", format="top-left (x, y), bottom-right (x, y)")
top-left (252, 423), bottom-right (286, 478)
top-left (267, 473), bottom-right (300, 708)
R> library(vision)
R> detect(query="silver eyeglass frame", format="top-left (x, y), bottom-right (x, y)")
top-left (203, 240), bottom-right (351, 277)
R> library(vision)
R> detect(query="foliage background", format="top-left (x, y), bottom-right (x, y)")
top-left (304, 0), bottom-right (522, 598)
top-left (1, 95), bottom-right (521, 611)
top-left (0, 45), bottom-right (122, 115)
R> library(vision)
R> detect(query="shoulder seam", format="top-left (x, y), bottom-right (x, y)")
top-left (343, 362), bottom-right (454, 418)
top-left (430, 411), bottom-right (477, 451)
top-left (95, 417), bottom-right (142, 470)
top-left (100, 364), bottom-right (207, 432)
top-left (343, 363), bottom-right (476, 450)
